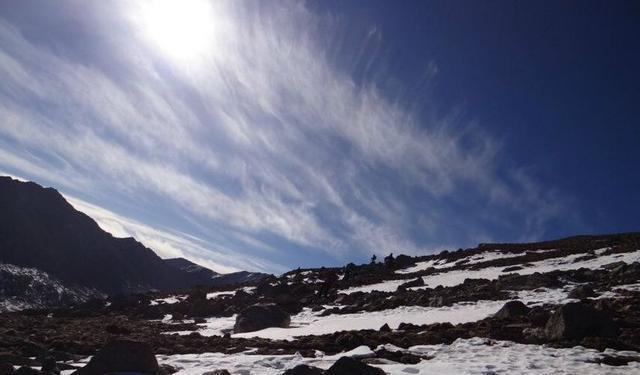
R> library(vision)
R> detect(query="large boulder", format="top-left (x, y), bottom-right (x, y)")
top-left (544, 302), bottom-right (618, 341)
top-left (233, 303), bottom-right (290, 333)
top-left (283, 365), bottom-right (325, 374)
top-left (494, 300), bottom-right (530, 319)
top-left (327, 357), bottom-right (385, 375)
top-left (72, 340), bottom-right (159, 375)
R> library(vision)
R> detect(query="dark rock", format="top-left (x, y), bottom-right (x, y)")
top-left (394, 255), bottom-right (416, 269)
top-left (568, 285), bottom-right (597, 299)
top-left (72, 340), bottom-right (159, 375)
top-left (397, 278), bottom-right (424, 290)
top-left (544, 302), bottom-right (618, 340)
top-left (234, 304), bottom-right (290, 333)
top-left (283, 364), bottom-right (325, 374)
top-left (597, 355), bottom-right (640, 366)
top-left (502, 266), bottom-right (523, 272)
top-left (494, 300), bottom-right (530, 319)
top-left (202, 370), bottom-right (231, 375)
top-left (327, 357), bottom-right (385, 375)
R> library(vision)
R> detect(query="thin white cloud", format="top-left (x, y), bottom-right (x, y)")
top-left (65, 195), bottom-right (284, 274)
top-left (0, 1), bottom-right (568, 271)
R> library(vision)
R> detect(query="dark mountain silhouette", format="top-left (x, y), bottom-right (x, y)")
top-left (164, 257), bottom-right (270, 287)
top-left (0, 176), bottom-right (266, 294)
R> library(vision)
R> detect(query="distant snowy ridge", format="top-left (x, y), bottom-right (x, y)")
top-left (0, 263), bottom-right (103, 312)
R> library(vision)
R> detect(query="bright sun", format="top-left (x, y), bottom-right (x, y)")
top-left (138, 0), bottom-right (218, 63)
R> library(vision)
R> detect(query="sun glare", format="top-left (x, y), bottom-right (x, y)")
top-left (138, 0), bottom-right (218, 63)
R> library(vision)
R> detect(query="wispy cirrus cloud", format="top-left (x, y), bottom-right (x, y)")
top-left (0, 1), bottom-right (569, 272)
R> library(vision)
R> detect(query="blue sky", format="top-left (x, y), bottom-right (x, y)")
top-left (0, 1), bottom-right (638, 274)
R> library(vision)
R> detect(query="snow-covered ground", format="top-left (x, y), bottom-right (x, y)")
top-left (150, 338), bottom-right (640, 374)
top-left (342, 248), bottom-right (640, 294)
top-left (396, 249), bottom-right (558, 274)
top-left (163, 285), bottom-right (593, 340)
top-left (0, 263), bottom-right (101, 312)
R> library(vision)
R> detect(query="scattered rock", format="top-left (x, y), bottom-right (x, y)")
top-left (327, 357), bottom-right (385, 375)
top-left (72, 340), bottom-right (159, 375)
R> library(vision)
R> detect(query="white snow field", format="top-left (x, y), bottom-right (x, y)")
top-left (342, 248), bottom-right (640, 294)
top-left (150, 338), bottom-right (640, 374)
top-left (165, 301), bottom-right (503, 340)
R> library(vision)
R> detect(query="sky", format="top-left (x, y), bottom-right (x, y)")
top-left (0, 1), bottom-right (638, 274)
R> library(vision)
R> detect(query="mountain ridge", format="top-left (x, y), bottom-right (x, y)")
top-left (0, 176), bottom-right (268, 296)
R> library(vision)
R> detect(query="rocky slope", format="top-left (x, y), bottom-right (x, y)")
top-left (1, 232), bottom-right (639, 374)
top-left (0, 263), bottom-right (103, 312)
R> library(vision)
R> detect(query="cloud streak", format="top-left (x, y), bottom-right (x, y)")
top-left (0, 1), bottom-right (568, 272)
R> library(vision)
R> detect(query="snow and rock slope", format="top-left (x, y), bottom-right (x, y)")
top-left (1, 232), bottom-right (640, 374)
top-left (0, 263), bottom-right (103, 312)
